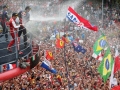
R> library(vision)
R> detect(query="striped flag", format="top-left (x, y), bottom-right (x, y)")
top-left (7, 64), bottom-right (16, 70)
top-left (41, 60), bottom-right (57, 74)
top-left (30, 53), bottom-right (39, 69)
top-left (66, 6), bottom-right (98, 31)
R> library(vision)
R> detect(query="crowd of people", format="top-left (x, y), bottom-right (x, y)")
top-left (0, 0), bottom-right (120, 90)
top-left (1, 27), bottom-right (120, 90)
top-left (0, 0), bottom-right (64, 17)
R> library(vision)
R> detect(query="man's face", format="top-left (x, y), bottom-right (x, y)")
top-left (13, 16), bottom-right (18, 20)
top-left (26, 9), bottom-right (30, 12)
top-left (22, 12), bottom-right (26, 16)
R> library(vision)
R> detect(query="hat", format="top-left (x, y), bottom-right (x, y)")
top-left (12, 13), bottom-right (18, 17)
top-left (3, 5), bottom-right (8, 8)
top-left (25, 6), bottom-right (31, 10)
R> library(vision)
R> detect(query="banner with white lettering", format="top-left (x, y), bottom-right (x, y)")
top-left (66, 6), bottom-right (98, 31)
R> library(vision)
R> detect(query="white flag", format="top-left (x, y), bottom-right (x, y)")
top-left (109, 49), bottom-right (119, 88)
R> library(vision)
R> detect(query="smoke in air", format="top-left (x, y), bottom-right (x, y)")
top-left (25, 0), bottom-right (83, 41)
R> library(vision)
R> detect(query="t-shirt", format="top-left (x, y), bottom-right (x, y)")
top-left (18, 10), bottom-right (30, 25)
top-left (1, 10), bottom-right (9, 22)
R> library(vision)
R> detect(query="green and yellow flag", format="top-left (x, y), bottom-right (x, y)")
top-left (98, 48), bottom-right (114, 82)
top-left (92, 34), bottom-right (107, 58)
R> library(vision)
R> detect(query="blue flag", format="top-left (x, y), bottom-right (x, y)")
top-left (41, 60), bottom-right (57, 74)
top-left (80, 47), bottom-right (87, 54)
top-left (72, 42), bottom-right (86, 54)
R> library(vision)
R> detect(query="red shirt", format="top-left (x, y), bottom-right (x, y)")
top-left (9, 18), bottom-right (20, 33)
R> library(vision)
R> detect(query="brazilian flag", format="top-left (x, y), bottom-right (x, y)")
top-left (92, 34), bottom-right (107, 58)
top-left (98, 48), bottom-right (114, 82)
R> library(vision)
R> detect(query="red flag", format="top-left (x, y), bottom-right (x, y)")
top-left (57, 75), bottom-right (62, 85)
top-left (114, 50), bottom-right (120, 73)
top-left (112, 85), bottom-right (120, 90)
top-left (56, 39), bottom-right (64, 48)
top-left (62, 35), bottom-right (69, 43)
top-left (67, 6), bottom-right (98, 31)
top-left (46, 50), bottom-right (53, 60)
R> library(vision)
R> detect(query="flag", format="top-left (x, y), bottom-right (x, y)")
top-left (56, 33), bottom-right (60, 39)
top-left (53, 29), bottom-right (59, 35)
top-left (66, 6), bottom-right (98, 31)
top-left (110, 49), bottom-right (119, 88)
top-left (92, 34), bottom-right (107, 58)
top-left (57, 75), bottom-right (62, 85)
top-left (46, 50), bottom-right (53, 60)
top-left (62, 35), bottom-right (69, 43)
top-left (32, 55), bottom-right (35, 61)
top-left (41, 60), bottom-right (57, 74)
top-left (7, 64), bottom-right (16, 70)
top-left (56, 39), bottom-right (64, 48)
top-left (48, 74), bottom-right (54, 84)
top-left (53, 29), bottom-right (59, 39)
top-left (114, 49), bottom-right (120, 73)
top-left (81, 47), bottom-right (87, 54)
top-left (48, 74), bottom-right (52, 82)
top-left (98, 48), bottom-right (114, 82)
top-left (96, 52), bottom-right (103, 61)
top-left (30, 53), bottom-right (40, 69)
top-left (72, 42), bottom-right (86, 54)
top-left (112, 85), bottom-right (120, 90)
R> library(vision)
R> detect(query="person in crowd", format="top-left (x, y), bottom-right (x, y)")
top-left (1, 5), bottom-right (9, 41)
top-left (18, 6), bottom-right (31, 48)
top-left (7, 13), bottom-right (22, 52)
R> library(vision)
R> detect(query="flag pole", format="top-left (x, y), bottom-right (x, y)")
top-left (102, 0), bottom-right (104, 28)
top-left (63, 19), bottom-right (70, 90)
